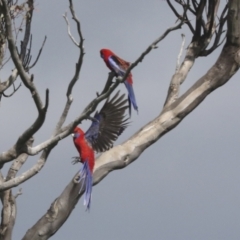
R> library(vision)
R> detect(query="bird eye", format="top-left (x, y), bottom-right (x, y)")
top-left (72, 132), bottom-right (80, 138)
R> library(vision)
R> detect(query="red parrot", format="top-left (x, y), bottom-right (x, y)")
top-left (100, 48), bottom-right (138, 116)
top-left (72, 91), bottom-right (129, 210)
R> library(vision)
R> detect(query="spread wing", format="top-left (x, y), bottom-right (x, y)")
top-left (85, 91), bottom-right (130, 152)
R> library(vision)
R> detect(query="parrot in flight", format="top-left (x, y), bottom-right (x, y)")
top-left (100, 48), bottom-right (138, 116)
top-left (72, 91), bottom-right (129, 210)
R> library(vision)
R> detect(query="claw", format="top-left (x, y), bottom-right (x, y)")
top-left (71, 156), bottom-right (81, 165)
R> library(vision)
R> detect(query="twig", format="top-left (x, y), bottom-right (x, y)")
top-left (28, 36), bottom-right (47, 70)
top-left (2, 0), bottom-right (49, 160)
top-left (167, 0), bottom-right (195, 34)
top-left (0, 69), bottom-right (18, 93)
top-left (0, 0), bottom-right (188, 163)
top-left (6, 137), bottom-right (34, 181)
top-left (117, 2), bottom-right (188, 86)
top-left (200, 3), bottom-right (228, 56)
top-left (97, 72), bottom-right (116, 96)
top-left (54, 0), bottom-right (85, 134)
top-left (0, 148), bottom-right (52, 191)
top-left (63, 13), bottom-right (79, 47)
top-left (2, 82), bottom-right (21, 97)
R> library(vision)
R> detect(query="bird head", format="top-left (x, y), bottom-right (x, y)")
top-left (100, 49), bottom-right (113, 60)
top-left (72, 127), bottom-right (84, 139)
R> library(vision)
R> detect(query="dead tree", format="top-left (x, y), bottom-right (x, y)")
top-left (0, 0), bottom-right (239, 239)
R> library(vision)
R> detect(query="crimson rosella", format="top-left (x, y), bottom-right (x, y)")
top-left (100, 49), bottom-right (138, 116)
top-left (72, 91), bottom-right (129, 210)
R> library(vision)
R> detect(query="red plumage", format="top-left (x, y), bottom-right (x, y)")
top-left (100, 49), bottom-right (138, 115)
top-left (72, 91), bottom-right (130, 210)
top-left (100, 49), bottom-right (133, 84)
top-left (73, 127), bottom-right (95, 173)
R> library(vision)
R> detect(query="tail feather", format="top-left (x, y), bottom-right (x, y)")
top-left (78, 161), bottom-right (93, 211)
top-left (124, 81), bottom-right (138, 116)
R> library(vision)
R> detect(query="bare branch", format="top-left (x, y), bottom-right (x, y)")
top-left (22, 173), bottom-right (81, 240)
top-left (63, 13), bottom-right (79, 47)
top-left (66, 0), bottom-right (85, 98)
top-left (28, 36), bottom-right (47, 70)
top-left (20, 0), bottom-right (34, 60)
top-left (167, 0), bottom-right (195, 34)
top-left (6, 137), bottom-right (34, 181)
top-left (19, 1), bottom-right (240, 239)
top-left (2, 82), bottom-right (21, 98)
top-left (2, 0), bottom-right (49, 149)
top-left (0, 69), bottom-right (18, 93)
top-left (23, 40), bottom-right (240, 238)
top-left (0, 148), bottom-right (51, 191)
top-left (118, 14), bottom-right (187, 86)
top-left (164, 0), bottom-right (226, 107)
top-left (97, 71), bottom-right (116, 96)
top-left (93, 43), bottom-right (240, 201)
top-left (69, 0), bottom-right (84, 45)
top-left (0, 2), bottom-right (187, 164)
top-left (194, 0), bottom-right (206, 40)
top-left (54, 0), bottom-right (85, 134)
top-left (2, 0), bottom-right (43, 108)
top-left (200, 3), bottom-right (228, 56)
top-left (191, 0), bottom-right (198, 12)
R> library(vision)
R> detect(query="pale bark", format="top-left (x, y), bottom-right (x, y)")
top-left (21, 0), bottom-right (240, 239)
top-left (0, 0), bottom-right (239, 239)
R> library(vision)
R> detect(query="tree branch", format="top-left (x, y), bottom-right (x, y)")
top-left (0, 148), bottom-right (51, 192)
top-left (54, 0), bottom-right (85, 135)
top-left (21, 1), bottom-right (240, 238)
top-left (1, 0), bottom-right (49, 160)
top-left (164, 0), bottom-right (225, 107)
top-left (22, 173), bottom-right (81, 240)
top-left (6, 137), bottom-right (34, 181)
top-left (22, 41), bottom-right (240, 239)
top-left (2, 82), bottom-right (21, 98)
top-left (28, 36), bottom-right (47, 70)
top-left (0, 69), bottom-right (18, 93)
top-left (0, 4), bottom-right (186, 164)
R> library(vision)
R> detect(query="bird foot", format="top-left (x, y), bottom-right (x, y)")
top-left (71, 156), bottom-right (81, 165)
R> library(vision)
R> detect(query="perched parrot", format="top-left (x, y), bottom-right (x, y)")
top-left (100, 48), bottom-right (138, 116)
top-left (72, 91), bottom-right (129, 210)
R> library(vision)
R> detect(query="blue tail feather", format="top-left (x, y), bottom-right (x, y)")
top-left (78, 161), bottom-right (93, 211)
top-left (124, 81), bottom-right (138, 115)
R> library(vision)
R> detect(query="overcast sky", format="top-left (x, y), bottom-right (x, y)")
top-left (1, 0), bottom-right (240, 240)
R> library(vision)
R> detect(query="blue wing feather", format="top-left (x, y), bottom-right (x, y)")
top-left (85, 112), bottom-right (102, 145)
top-left (124, 81), bottom-right (138, 113)
top-left (108, 56), bottom-right (126, 76)
top-left (78, 161), bottom-right (93, 211)
top-left (84, 91), bottom-right (129, 153)
top-left (108, 56), bottom-right (138, 115)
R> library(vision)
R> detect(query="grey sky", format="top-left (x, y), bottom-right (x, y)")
top-left (1, 0), bottom-right (240, 239)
